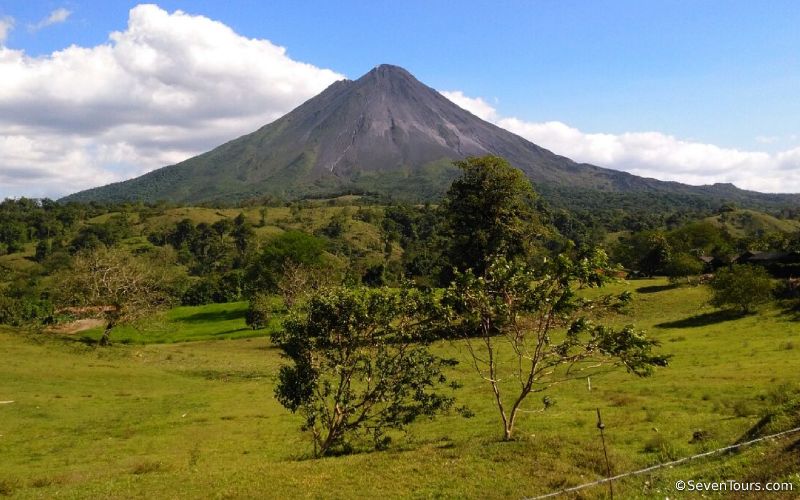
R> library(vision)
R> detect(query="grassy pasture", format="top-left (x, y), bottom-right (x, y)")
top-left (72, 300), bottom-right (282, 345)
top-left (1, 278), bottom-right (799, 498)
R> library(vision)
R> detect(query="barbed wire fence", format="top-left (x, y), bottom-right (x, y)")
top-left (526, 425), bottom-right (800, 499)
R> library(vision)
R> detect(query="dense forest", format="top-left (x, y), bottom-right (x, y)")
top-left (2, 157), bottom-right (799, 330)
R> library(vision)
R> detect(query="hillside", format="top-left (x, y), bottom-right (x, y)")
top-left (61, 65), bottom-right (800, 209)
top-left (703, 209), bottom-right (800, 238)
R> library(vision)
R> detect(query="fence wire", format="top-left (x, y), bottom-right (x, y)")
top-left (527, 425), bottom-right (800, 499)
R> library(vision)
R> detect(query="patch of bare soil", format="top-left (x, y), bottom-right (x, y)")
top-left (47, 318), bottom-right (105, 334)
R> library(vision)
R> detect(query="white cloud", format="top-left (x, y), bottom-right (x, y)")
top-left (29, 8), bottom-right (71, 32)
top-left (440, 91), bottom-right (498, 122)
top-left (0, 16), bottom-right (14, 44)
top-left (0, 4), bottom-right (344, 198)
top-left (443, 90), bottom-right (800, 193)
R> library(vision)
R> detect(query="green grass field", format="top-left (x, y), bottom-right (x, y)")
top-left (74, 300), bottom-right (282, 344)
top-left (1, 278), bottom-right (799, 498)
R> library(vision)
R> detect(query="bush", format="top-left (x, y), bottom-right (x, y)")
top-left (0, 295), bottom-right (53, 326)
top-left (181, 271), bottom-right (245, 306)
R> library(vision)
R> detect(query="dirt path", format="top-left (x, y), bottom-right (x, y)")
top-left (46, 318), bottom-right (105, 334)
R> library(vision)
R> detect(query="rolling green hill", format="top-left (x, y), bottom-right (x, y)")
top-left (704, 209), bottom-right (800, 238)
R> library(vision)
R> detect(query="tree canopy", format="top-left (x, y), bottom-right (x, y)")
top-left (441, 156), bottom-right (552, 277)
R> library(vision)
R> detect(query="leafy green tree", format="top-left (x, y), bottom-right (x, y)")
top-left (166, 218), bottom-right (197, 249)
top-left (441, 254), bottom-right (668, 440)
top-left (245, 293), bottom-right (273, 330)
top-left (0, 221), bottom-right (28, 253)
top-left (318, 211), bottom-right (348, 239)
top-left (665, 252), bottom-right (705, 284)
top-left (273, 286), bottom-right (458, 456)
top-left (710, 264), bottom-right (774, 314)
top-left (667, 221), bottom-right (730, 256)
top-left (441, 156), bottom-right (551, 277)
top-left (34, 239), bottom-right (52, 263)
top-left (247, 231), bottom-right (326, 293)
top-left (613, 231), bottom-right (672, 276)
top-left (231, 213), bottom-right (255, 259)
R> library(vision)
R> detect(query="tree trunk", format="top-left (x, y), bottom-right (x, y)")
top-left (317, 424), bottom-right (341, 457)
top-left (504, 407), bottom-right (520, 440)
top-left (99, 322), bottom-right (113, 346)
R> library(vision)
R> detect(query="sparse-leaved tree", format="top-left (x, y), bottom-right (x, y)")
top-left (58, 247), bottom-right (174, 345)
top-left (441, 252), bottom-right (668, 440)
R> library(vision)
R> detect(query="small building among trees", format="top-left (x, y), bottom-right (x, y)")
top-left (736, 251), bottom-right (800, 278)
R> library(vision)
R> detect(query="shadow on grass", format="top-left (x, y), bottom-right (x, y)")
top-left (636, 283), bottom-right (678, 294)
top-left (656, 309), bottom-right (744, 329)
top-left (212, 328), bottom-right (251, 336)
top-left (180, 308), bottom-right (246, 323)
top-left (779, 303), bottom-right (800, 322)
top-left (73, 334), bottom-right (101, 346)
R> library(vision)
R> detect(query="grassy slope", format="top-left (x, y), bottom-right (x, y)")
top-left (1, 279), bottom-right (799, 498)
top-left (704, 209), bottom-right (800, 238)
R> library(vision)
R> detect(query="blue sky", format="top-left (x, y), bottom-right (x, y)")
top-left (0, 1), bottom-right (799, 197)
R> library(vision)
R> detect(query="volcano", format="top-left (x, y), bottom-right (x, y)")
top-left (62, 64), bottom-right (799, 206)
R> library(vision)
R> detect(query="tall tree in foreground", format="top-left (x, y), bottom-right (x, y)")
top-left (273, 286), bottom-right (458, 457)
top-left (441, 253), bottom-right (668, 441)
top-left (440, 156), bottom-right (552, 278)
top-left (58, 247), bottom-right (174, 345)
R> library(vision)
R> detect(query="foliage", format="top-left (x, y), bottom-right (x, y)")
top-left (69, 214), bottom-right (133, 253)
top-left (440, 254), bottom-right (668, 440)
top-left (380, 203), bottom-right (444, 285)
top-left (247, 231), bottom-right (327, 293)
top-left (614, 231), bottom-right (672, 276)
top-left (273, 286), bottom-right (458, 456)
top-left (665, 252), bottom-right (705, 284)
top-left (709, 264), bottom-right (774, 314)
top-left (276, 261), bottom-right (334, 310)
top-left (245, 293), bottom-right (273, 330)
top-left (0, 295), bottom-right (53, 326)
top-left (441, 156), bottom-right (552, 277)
top-left (180, 270), bottom-right (246, 306)
top-left (55, 247), bottom-right (175, 345)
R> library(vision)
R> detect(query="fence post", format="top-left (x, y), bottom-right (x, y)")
top-left (596, 408), bottom-right (613, 499)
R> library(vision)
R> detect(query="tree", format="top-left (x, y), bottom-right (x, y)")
top-left (57, 247), bottom-right (174, 345)
top-left (710, 264), bottom-right (774, 314)
top-left (273, 286), bottom-right (458, 456)
top-left (245, 293), bottom-right (272, 330)
top-left (440, 254), bottom-right (668, 440)
top-left (665, 252), bottom-right (704, 284)
top-left (231, 213), bottom-right (255, 259)
top-left (441, 156), bottom-right (551, 277)
top-left (247, 231), bottom-right (327, 293)
top-left (276, 261), bottom-right (334, 310)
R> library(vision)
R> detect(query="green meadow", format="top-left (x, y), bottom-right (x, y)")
top-left (1, 278), bottom-right (799, 498)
